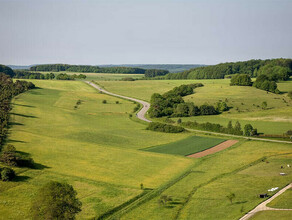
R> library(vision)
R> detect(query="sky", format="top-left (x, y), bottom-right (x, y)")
top-left (0, 0), bottom-right (292, 65)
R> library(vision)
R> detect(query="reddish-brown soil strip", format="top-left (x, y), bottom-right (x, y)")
top-left (187, 140), bottom-right (238, 158)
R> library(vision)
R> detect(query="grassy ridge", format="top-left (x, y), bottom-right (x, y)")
top-left (143, 136), bottom-right (226, 156)
top-left (0, 80), bottom-right (193, 219)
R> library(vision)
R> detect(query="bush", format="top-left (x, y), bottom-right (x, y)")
top-left (31, 181), bottom-right (82, 219)
top-left (146, 122), bottom-right (185, 133)
top-left (121, 77), bottom-right (135, 81)
top-left (230, 74), bottom-right (252, 86)
top-left (102, 100), bottom-right (107, 104)
top-left (0, 167), bottom-right (16, 181)
top-left (288, 91), bottom-right (292, 100)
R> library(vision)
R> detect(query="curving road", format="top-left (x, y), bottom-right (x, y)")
top-left (85, 81), bottom-right (152, 122)
top-left (239, 183), bottom-right (292, 220)
top-left (85, 81), bottom-right (292, 144)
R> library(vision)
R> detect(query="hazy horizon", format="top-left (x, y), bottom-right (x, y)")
top-left (1, 0), bottom-right (292, 65)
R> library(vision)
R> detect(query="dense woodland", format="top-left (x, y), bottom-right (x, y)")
top-left (164, 58), bottom-right (292, 80)
top-left (30, 64), bottom-right (170, 77)
top-left (148, 84), bottom-right (228, 118)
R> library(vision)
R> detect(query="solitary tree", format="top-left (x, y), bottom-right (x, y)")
top-left (261, 101), bottom-right (267, 110)
top-left (226, 193), bottom-right (236, 204)
top-left (31, 181), bottom-right (82, 220)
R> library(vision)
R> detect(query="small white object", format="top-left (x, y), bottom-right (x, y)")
top-left (268, 187), bottom-right (279, 192)
top-left (280, 173), bottom-right (286, 176)
top-left (288, 164), bottom-right (290, 168)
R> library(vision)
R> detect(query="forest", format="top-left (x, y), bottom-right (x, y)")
top-left (29, 64), bottom-right (169, 76)
top-left (164, 58), bottom-right (292, 80)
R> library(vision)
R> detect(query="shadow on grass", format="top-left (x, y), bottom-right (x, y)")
top-left (8, 122), bottom-right (24, 126)
top-left (11, 113), bottom-right (38, 118)
top-left (13, 175), bottom-right (31, 182)
top-left (12, 103), bottom-right (35, 108)
top-left (8, 139), bottom-right (27, 144)
top-left (33, 163), bottom-right (50, 170)
top-left (234, 201), bottom-right (247, 205)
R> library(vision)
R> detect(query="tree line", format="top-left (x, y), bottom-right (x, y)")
top-left (163, 58), bottom-right (292, 80)
top-left (181, 120), bottom-right (258, 136)
top-left (148, 83), bottom-right (228, 118)
top-left (0, 71), bottom-right (36, 181)
top-left (29, 64), bottom-right (170, 76)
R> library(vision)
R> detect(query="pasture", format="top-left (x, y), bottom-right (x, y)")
top-left (121, 141), bottom-right (292, 220)
top-left (267, 188), bottom-right (292, 209)
top-left (250, 211), bottom-right (292, 220)
top-left (98, 79), bottom-right (292, 134)
top-left (143, 136), bottom-right (226, 156)
top-left (0, 80), bottom-right (193, 219)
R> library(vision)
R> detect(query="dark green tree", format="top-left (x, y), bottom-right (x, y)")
top-left (31, 181), bottom-right (82, 220)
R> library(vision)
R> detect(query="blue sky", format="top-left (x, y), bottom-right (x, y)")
top-left (0, 0), bottom-right (291, 65)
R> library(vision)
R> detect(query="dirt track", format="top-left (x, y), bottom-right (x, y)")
top-left (85, 81), bottom-right (151, 122)
top-left (187, 140), bottom-right (238, 158)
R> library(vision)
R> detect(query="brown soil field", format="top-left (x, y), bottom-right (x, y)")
top-left (187, 140), bottom-right (238, 158)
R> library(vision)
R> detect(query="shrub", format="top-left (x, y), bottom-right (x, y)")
top-left (230, 74), bottom-right (252, 86)
top-left (146, 122), bottom-right (185, 133)
top-left (31, 181), bottom-right (82, 219)
top-left (115, 101), bottom-right (119, 104)
top-left (1, 167), bottom-right (16, 181)
top-left (288, 91), bottom-right (292, 100)
top-left (102, 100), bottom-right (107, 104)
top-left (121, 77), bottom-right (135, 81)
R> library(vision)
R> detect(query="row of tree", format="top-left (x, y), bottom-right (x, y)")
top-left (29, 64), bottom-right (170, 76)
top-left (181, 120), bottom-right (258, 136)
top-left (164, 58), bottom-right (292, 80)
top-left (146, 122), bottom-right (185, 133)
top-left (14, 70), bottom-right (56, 80)
top-left (56, 73), bottom-right (86, 80)
top-left (148, 84), bottom-right (228, 118)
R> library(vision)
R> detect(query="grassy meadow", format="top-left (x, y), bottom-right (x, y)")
top-left (143, 136), bottom-right (226, 156)
top-left (98, 79), bottom-right (292, 134)
top-left (0, 80), bottom-right (193, 219)
top-left (121, 141), bottom-right (292, 220)
top-left (267, 188), bottom-right (292, 209)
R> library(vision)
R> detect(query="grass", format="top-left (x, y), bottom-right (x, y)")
top-left (0, 80), bottom-right (193, 219)
top-left (250, 210), bottom-right (292, 220)
top-left (267, 188), bottom-right (292, 209)
top-left (143, 136), bottom-right (226, 156)
top-left (98, 79), bottom-right (292, 134)
top-left (121, 141), bottom-right (292, 220)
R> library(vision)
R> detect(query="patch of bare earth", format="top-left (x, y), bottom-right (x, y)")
top-left (187, 140), bottom-right (238, 158)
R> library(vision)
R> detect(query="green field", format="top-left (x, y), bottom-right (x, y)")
top-left (98, 79), bottom-right (292, 134)
top-left (250, 210), bottom-right (292, 220)
top-left (1, 79), bottom-right (292, 220)
top-left (267, 188), bottom-right (292, 209)
top-left (121, 141), bottom-right (292, 220)
top-left (0, 80), bottom-right (193, 219)
top-left (143, 136), bottom-right (226, 156)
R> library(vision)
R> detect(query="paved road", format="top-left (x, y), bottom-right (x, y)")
top-left (86, 81), bottom-right (292, 144)
top-left (239, 183), bottom-right (292, 220)
top-left (85, 81), bottom-right (152, 122)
